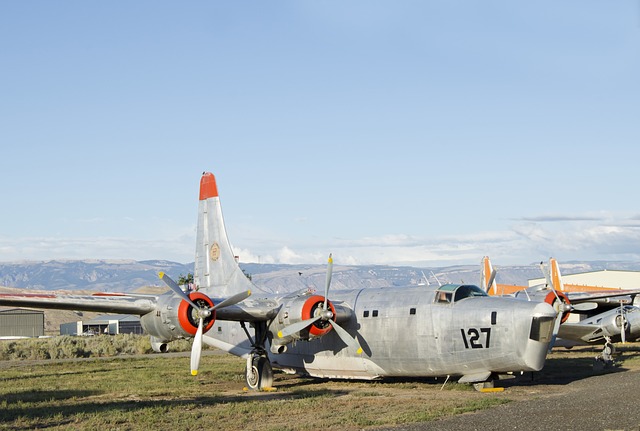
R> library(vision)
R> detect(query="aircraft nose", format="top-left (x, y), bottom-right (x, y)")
top-left (520, 301), bottom-right (556, 371)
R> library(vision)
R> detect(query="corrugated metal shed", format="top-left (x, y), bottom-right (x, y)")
top-left (0, 308), bottom-right (44, 337)
top-left (60, 314), bottom-right (143, 336)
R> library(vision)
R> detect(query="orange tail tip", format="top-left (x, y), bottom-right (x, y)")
top-left (550, 258), bottom-right (564, 291)
top-left (199, 172), bottom-right (219, 200)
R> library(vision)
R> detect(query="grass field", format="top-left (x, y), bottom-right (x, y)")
top-left (1, 338), bottom-right (640, 431)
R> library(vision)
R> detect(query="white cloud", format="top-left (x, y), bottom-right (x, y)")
top-left (3, 213), bottom-right (640, 267)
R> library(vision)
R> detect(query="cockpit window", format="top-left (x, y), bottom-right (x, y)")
top-left (434, 284), bottom-right (487, 303)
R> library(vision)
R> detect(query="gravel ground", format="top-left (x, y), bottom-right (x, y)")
top-left (383, 367), bottom-right (640, 431)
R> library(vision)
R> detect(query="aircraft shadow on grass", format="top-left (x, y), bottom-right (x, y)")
top-left (1, 388), bottom-right (352, 426)
top-left (501, 349), bottom-right (636, 388)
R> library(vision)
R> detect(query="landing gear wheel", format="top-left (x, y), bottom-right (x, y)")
top-left (473, 380), bottom-right (494, 392)
top-left (245, 355), bottom-right (273, 391)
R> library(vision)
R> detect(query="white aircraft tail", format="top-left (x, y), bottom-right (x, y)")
top-left (481, 256), bottom-right (497, 295)
top-left (549, 258), bottom-right (565, 292)
top-left (194, 172), bottom-right (256, 296)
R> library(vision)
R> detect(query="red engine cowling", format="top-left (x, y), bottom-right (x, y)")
top-left (301, 295), bottom-right (337, 337)
top-left (544, 291), bottom-right (571, 324)
top-left (178, 292), bottom-right (216, 336)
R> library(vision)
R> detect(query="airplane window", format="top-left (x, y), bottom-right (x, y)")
top-left (363, 310), bottom-right (369, 318)
top-left (453, 285), bottom-right (488, 302)
top-left (436, 291), bottom-right (452, 303)
top-left (435, 284), bottom-right (487, 304)
top-left (372, 310), bottom-right (379, 317)
top-left (409, 308), bottom-right (416, 315)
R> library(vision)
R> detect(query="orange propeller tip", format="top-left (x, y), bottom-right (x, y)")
top-left (191, 370), bottom-right (198, 376)
top-left (356, 348), bottom-right (363, 355)
top-left (158, 272), bottom-right (164, 278)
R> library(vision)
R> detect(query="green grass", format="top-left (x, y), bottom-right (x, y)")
top-left (0, 351), bottom-right (510, 431)
top-left (3, 337), bottom-right (639, 430)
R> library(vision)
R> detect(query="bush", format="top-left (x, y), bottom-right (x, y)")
top-left (0, 334), bottom-right (193, 361)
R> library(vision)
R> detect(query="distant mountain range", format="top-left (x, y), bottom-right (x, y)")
top-left (2, 259), bottom-right (640, 293)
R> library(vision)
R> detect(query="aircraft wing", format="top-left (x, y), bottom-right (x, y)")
top-left (557, 322), bottom-right (601, 343)
top-left (0, 290), bottom-right (281, 322)
top-left (213, 296), bottom-right (281, 322)
top-left (566, 291), bottom-right (639, 305)
top-left (0, 291), bottom-right (157, 315)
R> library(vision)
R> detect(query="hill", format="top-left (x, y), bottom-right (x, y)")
top-left (2, 259), bottom-right (640, 294)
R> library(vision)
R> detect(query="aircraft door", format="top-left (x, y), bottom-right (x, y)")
top-left (429, 302), bottom-right (454, 363)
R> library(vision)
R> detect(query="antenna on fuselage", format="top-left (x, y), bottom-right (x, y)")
top-left (419, 271), bottom-right (430, 286)
top-left (430, 271), bottom-right (442, 287)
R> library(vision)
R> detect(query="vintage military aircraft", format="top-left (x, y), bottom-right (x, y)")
top-left (0, 172), bottom-right (558, 390)
top-left (481, 256), bottom-right (640, 359)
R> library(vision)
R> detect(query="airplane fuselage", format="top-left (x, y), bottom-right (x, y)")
top-left (213, 285), bottom-right (556, 381)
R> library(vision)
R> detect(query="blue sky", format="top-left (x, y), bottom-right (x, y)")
top-left (1, 1), bottom-right (639, 267)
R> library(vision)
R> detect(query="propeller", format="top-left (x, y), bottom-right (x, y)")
top-left (546, 292), bottom-right (597, 352)
top-left (158, 272), bottom-right (251, 375)
top-left (278, 254), bottom-right (363, 354)
top-left (546, 290), bottom-right (572, 352)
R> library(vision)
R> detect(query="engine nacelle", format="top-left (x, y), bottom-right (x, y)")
top-left (543, 291), bottom-right (571, 324)
top-left (598, 309), bottom-right (630, 339)
top-left (140, 291), bottom-right (216, 344)
top-left (269, 293), bottom-right (353, 352)
top-left (150, 336), bottom-right (169, 353)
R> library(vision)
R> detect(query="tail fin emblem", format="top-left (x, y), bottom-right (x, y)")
top-left (210, 243), bottom-right (220, 261)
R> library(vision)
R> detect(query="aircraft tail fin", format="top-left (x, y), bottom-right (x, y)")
top-left (549, 258), bottom-right (565, 292)
top-left (481, 256), bottom-right (497, 295)
top-left (194, 172), bottom-right (256, 296)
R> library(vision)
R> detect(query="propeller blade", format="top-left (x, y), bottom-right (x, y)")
top-left (277, 315), bottom-right (322, 339)
top-left (486, 270), bottom-right (497, 293)
top-left (159, 272), bottom-right (200, 310)
top-left (548, 311), bottom-right (563, 353)
top-left (540, 261), bottom-right (552, 288)
top-left (210, 290), bottom-right (251, 311)
top-left (328, 320), bottom-right (363, 355)
top-left (191, 317), bottom-right (204, 376)
top-left (324, 254), bottom-right (333, 311)
top-left (572, 302), bottom-right (598, 311)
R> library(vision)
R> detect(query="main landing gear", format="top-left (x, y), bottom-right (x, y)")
top-left (593, 337), bottom-right (616, 370)
top-left (241, 321), bottom-right (274, 391)
top-left (246, 354), bottom-right (273, 390)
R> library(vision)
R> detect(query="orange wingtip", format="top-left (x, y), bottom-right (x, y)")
top-left (199, 172), bottom-right (219, 200)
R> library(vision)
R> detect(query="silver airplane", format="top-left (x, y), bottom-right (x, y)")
top-left (481, 256), bottom-right (640, 360)
top-left (0, 172), bottom-right (557, 390)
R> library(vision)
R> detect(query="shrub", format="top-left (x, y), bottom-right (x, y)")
top-left (0, 334), bottom-right (194, 361)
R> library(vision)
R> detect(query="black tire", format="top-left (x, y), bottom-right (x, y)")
top-left (245, 356), bottom-right (273, 390)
